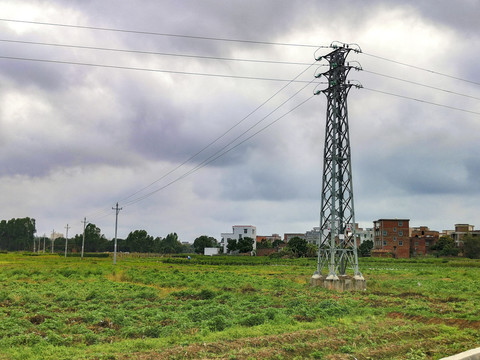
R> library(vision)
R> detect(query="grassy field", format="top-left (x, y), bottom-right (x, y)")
top-left (0, 253), bottom-right (479, 360)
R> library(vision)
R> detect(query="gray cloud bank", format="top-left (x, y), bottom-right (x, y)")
top-left (0, 0), bottom-right (479, 241)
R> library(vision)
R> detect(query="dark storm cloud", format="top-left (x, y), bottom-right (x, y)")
top-left (1, 0), bottom-right (479, 240)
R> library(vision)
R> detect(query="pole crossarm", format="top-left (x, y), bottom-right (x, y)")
top-left (314, 44), bottom-right (363, 280)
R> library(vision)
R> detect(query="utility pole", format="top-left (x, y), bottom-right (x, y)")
top-left (81, 217), bottom-right (87, 260)
top-left (43, 233), bottom-right (46, 253)
top-left (51, 229), bottom-right (55, 254)
top-left (64, 224), bottom-right (70, 258)
top-left (112, 202), bottom-right (122, 265)
top-left (311, 42), bottom-right (365, 290)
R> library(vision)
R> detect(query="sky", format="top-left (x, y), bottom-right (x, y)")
top-left (1, 0), bottom-right (479, 243)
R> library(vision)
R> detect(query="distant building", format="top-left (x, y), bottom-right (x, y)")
top-left (305, 227), bottom-right (321, 245)
top-left (355, 226), bottom-right (374, 246)
top-left (410, 226), bottom-right (439, 256)
top-left (204, 247), bottom-right (219, 256)
top-left (451, 224), bottom-right (480, 246)
top-left (220, 225), bottom-right (256, 253)
top-left (283, 233), bottom-right (305, 243)
top-left (373, 219), bottom-right (410, 258)
top-left (51, 232), bottom-right (64, 240)
top-left (256, 234), bottom-right (282, 243)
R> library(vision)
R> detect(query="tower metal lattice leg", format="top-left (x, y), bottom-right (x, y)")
top-left (314, 44), bottom-right (363, 281)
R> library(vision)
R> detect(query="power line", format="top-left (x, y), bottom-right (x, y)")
top-left (0, 18), bottom-right (323, 48)
top-left (123, 95), bottom-right (314, 207)
top-left (122, 77), bottom-right (317, 206)
top-left (119, 61), bottom-right (317, 203)
top-left (362, 69), bottom-right (480, 101)
top-left (0, 55), bottom-right (315, 83)
top-left (0, 38), bottom-right (312, 66)
top-left (362, 87), bottom-right (480, 116)
top-left (2, 18), bottom-right (477, 87)
top-left (362, 51), bottom-right (480, 87)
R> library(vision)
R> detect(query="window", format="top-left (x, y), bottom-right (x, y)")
top-left (415, 241), bottom-right (419, 246)
top-left (398, 221), bottom-right (403, 226)
top-left (244, 229), bottom-right (248, 234)
top-left (383, 241), bottom-right (387, 246)
top-left (399, 241), bottom-right (403, 246)
top-left (393, 227), bottom-right (397, 232)
top-left (238, 234), bottom-right (242, 239)
top-left (398, 231), bottom-right (403, 236)
top-left (393, 237), bottom-right (397, 242)
top-left (383, 230), bottom-right (387, 236)
top-left (426, 241), bottom-right (430, 246)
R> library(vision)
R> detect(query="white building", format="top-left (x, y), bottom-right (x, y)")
top-left (220, 225), bottom-right (257, 253)
top-left (204, 247), bottom-right (219, 256)
top-left (356, 227), bottom-right (374, 245)
top-left (305, 227), bottom-right (321, 244)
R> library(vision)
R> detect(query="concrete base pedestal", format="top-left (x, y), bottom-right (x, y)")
top-left (310, 274), bottom-right (366, 291)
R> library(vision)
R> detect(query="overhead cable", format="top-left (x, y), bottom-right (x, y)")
top-left (0, 18), bottom-right (323, 48)
top-left (0, 55), bottom-right (315, 83)
top-left (122, 95), bottom-right (314, 207)
top-left (0, 38), bottom-right (312, 66)
top-left (362, 52), bottom-right (480, 87)
top-left (362, 69), bottom-right (480, 101)
top-left (119, 61), bottom-right (317, 203)
top-left (362, 87), bottom-right (480, 116)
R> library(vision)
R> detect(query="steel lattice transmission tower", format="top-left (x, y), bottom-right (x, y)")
top-left (311, 42), bottom-right (365, 289)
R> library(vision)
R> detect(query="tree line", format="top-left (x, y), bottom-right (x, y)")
top-left (0, 218), bottom-right (193, 254)
top-left (2, 217), bottom-right (480, 259)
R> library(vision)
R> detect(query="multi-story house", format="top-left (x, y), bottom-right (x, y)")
top-left (283, 233), bottom-right (305, 243)
top-left (373, 219), bottom-right (410, 258)
top-left (410, 226), bottom-right (439, 256)
top-left (355, 226), bottom-right (374, 246)
top-left (450, 224), bottom-right (479, 246)
top-left (220, 225), bottom-right (256, 253)
top-left (305, 227), bottom-right (321, 245)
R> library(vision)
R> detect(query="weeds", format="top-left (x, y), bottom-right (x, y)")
top-left (0, 253), bottom-right (478, 359)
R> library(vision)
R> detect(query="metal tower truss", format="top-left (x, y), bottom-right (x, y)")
top-left (313, 43), bottom-right (364, 280)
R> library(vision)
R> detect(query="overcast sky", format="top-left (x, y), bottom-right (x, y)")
top-left (1, 1), bottom-right (479, 243)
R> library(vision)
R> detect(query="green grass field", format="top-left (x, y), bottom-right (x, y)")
top-left (0, 253), bottom-right (479, 359)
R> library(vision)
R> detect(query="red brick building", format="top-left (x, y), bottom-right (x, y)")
top-left (373, 219), bottom-right (410, 258)
top-left (410, 226), bottom-right (439, 256)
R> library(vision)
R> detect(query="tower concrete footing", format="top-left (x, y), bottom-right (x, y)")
top-left (310, 274), bottom-right (366, 291)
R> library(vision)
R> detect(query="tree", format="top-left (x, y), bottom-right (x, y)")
top-left (158, 233), bottom-right (183, 254)
top-left (126, 230), bottom-right (154, 253)
top-left (0, 217), bottom-right (36, 251)
top-left (358, 240), bottom-right (373, 257)
top-left (286, 237), bottom-right (308, 257)
top-left (237, 237), bottom-right (254, 253)
top-left (193, 235), bottom-right (217, 254)
top-left (431, 236), bottom-right (459, 257)
top-left (306, 243), bottom-right (318, 257)
top-left (226, 239), bottom-right (237, 253)
top-left (272, 239), bottom-right (285, 248)
top-left (462, 234), bottom-right (480, 259)
top-left (256, 238), bottom-right (272, 249)
top-left (82, 223), bottom-right (107, 252)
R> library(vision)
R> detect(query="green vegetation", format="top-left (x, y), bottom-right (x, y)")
top-left (227, 236), bottom-right (254, 253)
top-left (0, 218), bottom-right (36, 251)
top-left (0, 253), bottom-right (479, 359)
top-left (358, 239), bottom-right (373, 257)
top-left (463, 234), bottom-right (480, 259)
top-left (193, 235), bottom-right (218, 254)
